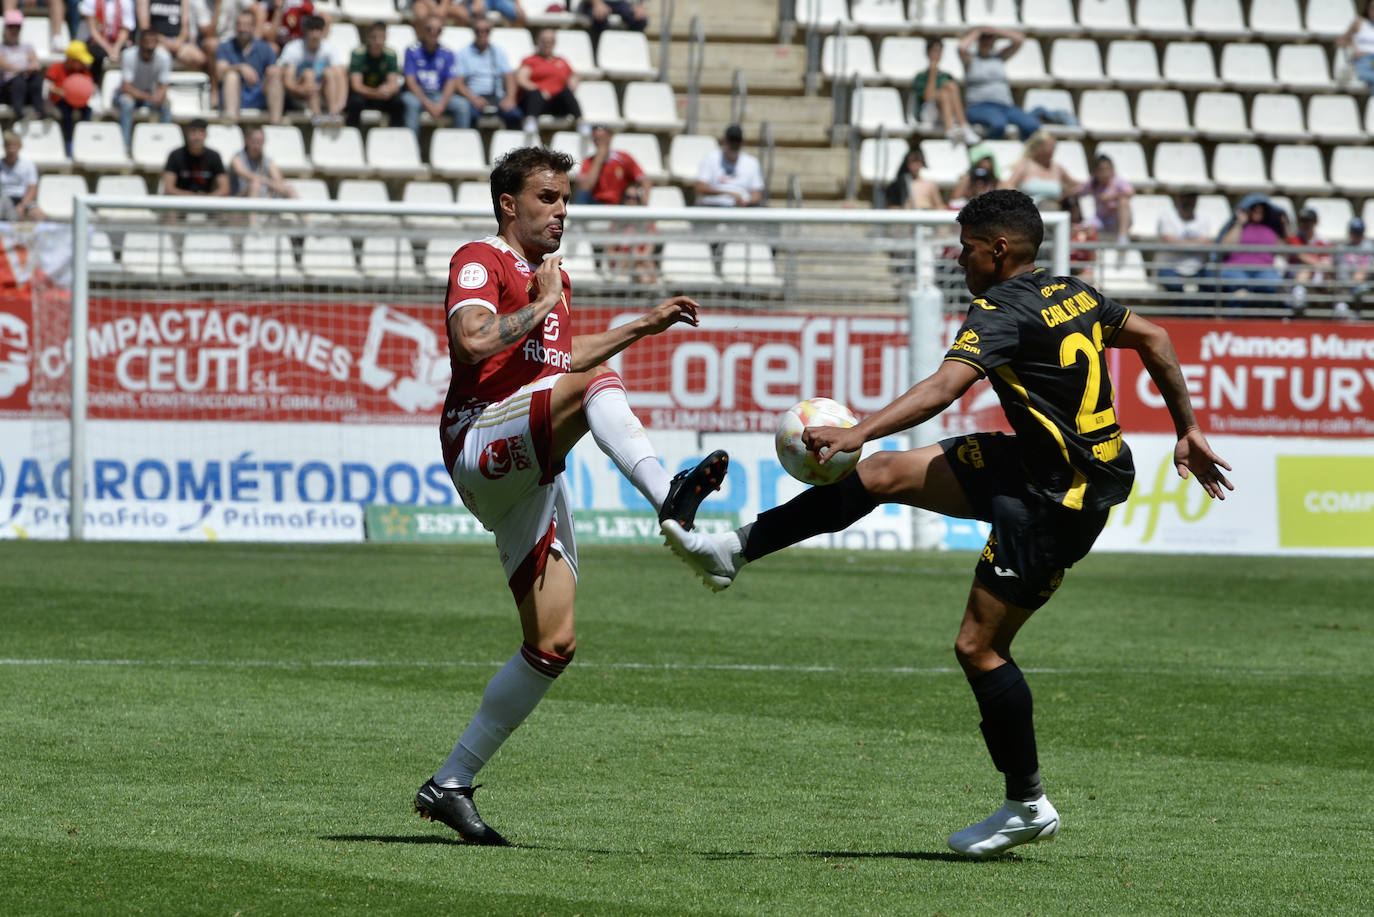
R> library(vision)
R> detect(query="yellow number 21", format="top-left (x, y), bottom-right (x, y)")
top-left (1058, 321), bottom-right (1117, 433)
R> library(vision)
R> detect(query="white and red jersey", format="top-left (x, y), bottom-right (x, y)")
top-left (440, 235), bottom-right (572, 470)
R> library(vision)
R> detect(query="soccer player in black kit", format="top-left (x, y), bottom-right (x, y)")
top-left (664, 189), bottom-right (1234, 858)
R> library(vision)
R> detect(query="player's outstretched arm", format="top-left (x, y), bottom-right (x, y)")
top-left (1111, 312), bottom-right (1234, 500)
top-left (569, 295), bottom-right (699, 371)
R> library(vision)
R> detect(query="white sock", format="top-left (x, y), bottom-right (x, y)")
top-left (583, 372), bottom-right (671, 510)
top-left (434, 645), bottom-right (568, 787)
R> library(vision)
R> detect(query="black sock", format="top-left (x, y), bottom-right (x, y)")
top-left (968, 661), bottom-right (1043, 802)
top-left (738, 473), bottom-right (878, 562)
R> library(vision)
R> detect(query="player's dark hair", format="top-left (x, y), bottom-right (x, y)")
top-left (956, 188), bottom-right (1044, 262)
top-left (303, 15), bottom-right (326, 31)
top-left (489, 146), bottom-right (574, 223)
top-left (366, 20), bottom-right (387, 36)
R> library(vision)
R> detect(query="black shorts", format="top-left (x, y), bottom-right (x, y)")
top-left (941, 432), bottom-right (1109, 610)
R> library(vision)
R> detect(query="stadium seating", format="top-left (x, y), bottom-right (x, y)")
top-left (1135, 90), bottom-right (1193, 138)
top-left (668, 133), bottom-right (718, 185)
top-left (1048, 39), bottom-right (1108, 88)
top-left (72, 122), bottom-right (132, 172)
top-left (851, 86), bottom-right (911, 137)
top-left (611, 133), bottom-right (666, 183)
top-left (876, 36), bottom-right (929, 86)
top-left (311, 127), bottom-right (369, 177)
top-left (301, 234), bottom-right (358, 278)
top-left (1126, 194), bottom-right (1178, 240)
top-left (720, 242), bottom-right (783, 289)
top-left (1020, 0), bottom-right (1081, 36)
top-left (792, 0), bottom-right (850, 29)
top-left (1078, 89), bottom-right (1136, 139)
top-left (1330, 147), bottom-right (1374, 195)
top-left (1300, 197), bottom-right (1356, 241)
top-left (821, 35), bottom-right (880, 82)
top-left (1219, 44), bottom-right (1275, 92)
top-left (907, 0), bottom-right (964, 34)
top-left (359, 237), bottom-right (416, 280)
top-left (1305, 0), bottom-right (1356, 38)
top-left (850, 0), bottom-right (909, 33)
top-left (35, 174), bottom-right (88, 221)
top-left (1136, 0), bottom-right (1192, 38)
top-left (334, 23), bottom-right (362, 57)
top-left (659, 241), bottom-right (722, 287)
top-left (336, 179), bottom-right (392, 224)
top-left (1307, 95), bottom-right (1366, 144)
top-left (1104, 40), bottom-right (1161, 89)
top-left (918, 138), bottom-right (967, 185)
top-left (1051, 138), bottom-right (1089, 182)
top-left (17, 119), bottom-right (70, 172)
top-left (575, 81), bottom-right (624, 130)
top-left (1092, 140), bottom-right (1153, 191)
top-left (340, 0), bottom-right (400, 25)
top-left (1161, 42), bottom-right (1222, 89)
top-left (596, 31), bottom-right (656, 82)
top-left (1004, 39), bottom-right (1050, 87)
top-left (1250, 0), bottom-right (1307, 41)
top-left (206, 124), bottom-right (245, 166)
top-left (401, 181), bottom-right (456, 227)
top-left (622, 82), bottom-right (685, 133)
top-left (1192, 0), bottom-right (1249, 40)
top-left (130, 123), bottom-right (183, 174)
top-left (560, 239), bottom-right (603, 283)
top-left (491, 28), bottom-right (534, 69)
top-left (1193, 92), bottom-right (1250, 141)
top-left (181, 233), bottom-right (237, 275)
top-left (858, 136), bottom-right (907, 184)
top-left (1021, 88), bottom-right (1081, 136)
top-left (964, 0), bottom-right (1019, 27)
top-left (1275, 44), bottom-right (1336, 93)
top-left (366, 127), bottom-right (428, 179)
top-left (242, 234), bottom-right (291, 279)
top-left (1078, 0), bottom-right (1137, 37)
top-left (556, 28), bottom-right (601, 80)
top-left (1250, 94), bottom-right (1307, 143)
top-left (1151, 142), bottom-right (1210, 192)
top-left (1211, 143), bottom-right (1268, 191)
top-left (120, 232), bottom-right (182, 277)
top-left (429, 129), bottom-right (488, 180)
top-left (263, 125), bottom-right (310, 176)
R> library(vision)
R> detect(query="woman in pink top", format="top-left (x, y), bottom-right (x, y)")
top-left (1077, 154), bottom-right (1134, 242)
top-left (1217, 195), bottom-right (1285, 295)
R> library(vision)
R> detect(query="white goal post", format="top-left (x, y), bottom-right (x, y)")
top-left (54, 195), bottom-right (1068, 541)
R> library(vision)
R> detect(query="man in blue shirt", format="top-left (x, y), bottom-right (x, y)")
top-left (401, 15), bottom-right (464, 137)
top-left (215, 9), bottom-right (282, 122)
top-left (452, 19), bottom-right (521, 129)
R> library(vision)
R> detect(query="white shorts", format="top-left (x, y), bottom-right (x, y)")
top-left (449, 375), bottom-right (579, 601)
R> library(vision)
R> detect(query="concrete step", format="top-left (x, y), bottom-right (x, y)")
top-left (661, 0), bottom-right (777, 40)
top-left (653, 41), bottom-right (807, 95)
top-left (767, 146), bottom-right (851, 199)
top-left (692, 94), bottom-right (837, 146)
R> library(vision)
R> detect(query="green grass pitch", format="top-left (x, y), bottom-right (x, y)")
top-left (1, 541), bottom-right (1371, 915)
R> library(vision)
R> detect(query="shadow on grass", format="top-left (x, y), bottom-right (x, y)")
top-left (700, 849), bottom-right (976, 864)
top-left (321, 834), bottom-right (466, 845)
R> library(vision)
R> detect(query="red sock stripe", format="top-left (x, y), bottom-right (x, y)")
top-left (582, 371), bottom-right (626, 408)
top-left (520, 642), bottom-right (573, 679)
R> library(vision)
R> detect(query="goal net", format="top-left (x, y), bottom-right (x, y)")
top-left (1, 196), bottom-right (1067, 545)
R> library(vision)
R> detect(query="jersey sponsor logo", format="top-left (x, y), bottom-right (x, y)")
top-left (1041, 290), bottom-right (1099, 328)
top-left (1039, 283), bottom-right (1067, 298)
top-left (543, 312), bottom-right (560, 341)
top-left (972, 298), bottom-right (997, 310)
top-left (993, 565), bottom-right (1019, 578)
top-left (522, 338), bottom-right (571, 370)
top-left (478, 433), bottom-right (533, 479)
top-left (955, 435), bottom-right (985, 468)
top-left (950, 329), bottom-right (982, 355)
top-left (457, 263), bottom-right (489, 289)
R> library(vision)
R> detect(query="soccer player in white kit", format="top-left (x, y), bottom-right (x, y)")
top-left (414, 146), bottom-right (729, 844)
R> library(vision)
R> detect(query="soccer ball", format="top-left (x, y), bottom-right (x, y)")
top-left (775, 397), bottom-right (861, 485)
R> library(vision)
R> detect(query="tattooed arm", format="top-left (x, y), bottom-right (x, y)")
top-left (447, 257), bottom-right (564, 365)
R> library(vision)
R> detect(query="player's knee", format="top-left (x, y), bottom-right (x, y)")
top-left (855, 451), bottom-right (902, 496)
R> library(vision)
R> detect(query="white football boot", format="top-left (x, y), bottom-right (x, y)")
top-left (660, 520), bottom-right (741, 592)
top-left (947, 795), bottom-right (1060, 858)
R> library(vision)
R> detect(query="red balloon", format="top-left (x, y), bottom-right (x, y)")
top-left (62, 72), bottom-right (94, 108)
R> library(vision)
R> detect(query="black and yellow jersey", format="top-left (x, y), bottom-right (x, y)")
top-left (944, 267), bottom-right (1135, 512)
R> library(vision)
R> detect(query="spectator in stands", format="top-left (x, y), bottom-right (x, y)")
top-left (278, 13), bottom-right (346, 126)
top-left (1077, 153), bottom-right (1133, 243)
top-left (947, 164), bottom-right (996, 210)
top-left (515, 27), bottom-right (586, 137)
top-left (694, 123), bottom-right (763, 207)
top-left (161, 116), bottom-right (228, 200)
top-left (575, 123), bottom-right (649, 204)
top-left (0, 11), bottom-right (44, 120)
top-left (45, 40), bottom-right (94, 156)
top-left (1001, 129), bottom-right (1079, 211)
top-left (230, 124), bottom-right (297, 198)
top-left (884, 145), bottom-right (943, 210)
top-left (483, 0), bottom-right (526, 25)
top-left (402, 14), bottom-right (464, 137)
top-left (1286, 208), bottom-right (1331, 312)
top-left (78, 0), bottom-right (134, 84)
top-left (1336, 0), bottom-right (1374, 92)
top-left (411, 0), bottom-right (476, 27)
top-left (217, 9), bottom-right (282, 122)
top-left (345, 20), bottom-right (404, 128)
top-left (0, 130), bottom-right (43, 221)
top-left (1216, 193), bottom-right (1285, 296)
top-left (1335, 217), bottom-right (1372, 317)
top-left (139, 0), bottom-right (209, 71)
top-left (914, 39), bottom-right (979, 147)
top-left (579, 0), bottom-right (647, 52)
top-left (115, 27), bottom-right (172, 154)
top-left (957, 26), bottom-right (1039, 140)
top-left (264, 0), bottom-right (323, 53)
top-left (2, 2), bottom-right (65, 58)
top-left (453, 18), bottom-right (522, 129)
top-left (203, 0), bottom-right (262, 53)
top-left (1155, 192), bottom-right (1211, 295)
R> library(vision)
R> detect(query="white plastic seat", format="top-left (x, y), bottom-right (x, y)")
top-left (1105, 40), bottom-right (1161, 88)
top-left (1136, 0), bottom-right (1191, 37)
top-left (487, 129), bottom-right (526, 167)
top-left (262, 124), bottom-right (310, 175)
top-left (553, 28), bottom-right (600, 79)
top-left (1078, 89), bottom-right (1137, 139)
top-left (365, 126), bottom-right (428, 178)
top-left (1330, 146), bottom-right (1374, 194)
top-left (907, 0), bottom-right (964, 34)
top-left (858, 137), bottom-right (909, 184)
top-left (851, 0), bottom-right (912, 33)
top-left (130, 123), bottom-right (184, 174)
top-left (1135, 90), bottom-right (1193, 138)
top-left (120, 232), bottom-right (181, 277)
top-left (1193, 92), bottom-right (1249, 140)
top-left (455, 181), bottom-right (494, 230)
top-left (312, 126), bottom-right (369, 177)
top-left (491, 28), bottom-right (534, 69)
top-left (877, 36), bottom-right (929, 85)
top-left (439, 26), bottom-right (473, 50)
top-left (242, 234), bottom-right (292, 278)
top-left (336, 179), bottom-right (392, 224)
top-left (1097, 248), bottom-right (1154, 293)
top-left (15, 120), bottom-right (68, 171)
top-left (559, 239), bottom-right (603, 284)
top-left (1210, 143), bottom-right (1267, 191)
top-left (793, 0), bottom-right (852, 28)
top-left (1299, 198), bottom-right (1356, 242)
top-left (1077, 0), bottom-right (1136, 36)
top-left (1305, 0), bottom-right (1356, 38)
top-left (1048, 39), bottom-right (1107, 88)
top-left (35, 174), bottom-right (88, 221)
top-left (1194, 194), bottom-right (1232, 232)
top-left (72, 122), bottom-right (133, 172)
top-left (430, 129), bottom-right (488, 180)
top-left (284, 176), bottom-right (335, 225)
top-left (1125, 194), bottom-right (1178, 240)
top-left (1161, 42), bottom-right (1221, 89)
top-left (1270, 145), bottom-right (1331, 196)
top-left (1249, 94), bottom-right (1306, 142)
top-left (94, 173), bottom-right (152, 222)
top-left (1003, 39), bottom-right (1050, 86)
top-left (205, 124), bottom-right (244, 166)
top-left (918, 138), bottom-right (967, 185)
top-left (622, 82), bottom-right (684, 133)
top-left (333, 23), bottom-right (362, 57)
top-left (720, 242), bottom-right (783, 289)
top-left (668, 133), bottom-right (720, 184)
top-left (1249, 0), bottom-right (1306, 41)
top-left (181, 233), bottom-right (237, 275)
top-left (647, 184), bottom-right (686, 210)
top-left (574, 81), bottom-right (623, 130)
top-left (1051, 139), bottom-right (1088, 183)
top-left (166, 81), bottom-right (208, 120)
top-left (596, 30), bottom-right (655, 81)
top-left (90, 231), bottom-right (117, 269)
top-left (1307, 96), bottom-right (1365, 143)
top-left (547, 130), bottom-right (584, 175)
top-left (851, 86), bottom-right (912, 136)
top-left (1219, 44), bottom-right (1274, 91)
top-left (359, 236), bottom-right (416, 279)
top-left (402, 181), bottom-right (455, 227)
top-left (1019, 0), bottom-right (1081, 35)
top-left (1092, 141), bottom-right (1153, 191)
top-left (339, 0), bottom-right (400, 24)
top-left (1367, 96), bottom-right (1374, 135)
top-left (611, 133), bottom-right (666, 183)
top-left (424, 238), bottom-right (461, 281)
top-left (301, 235), bottom-right (358, 278)
top-left (1191, 0), bottom-right (1249, 39)
top-left (821, 35), bottom-right (880, 81)
top-left (1151, 142), bottom-right (1210, 191)
top-left (963, 0), bottom-right (1019, 26)
top-left (660, 241), bottom-right (721, 287)
top-left (1276, 45), bottom-right (1336, 93)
